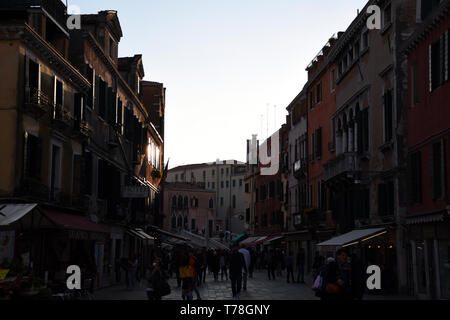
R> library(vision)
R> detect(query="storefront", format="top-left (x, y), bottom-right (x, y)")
top-left (406, 212), bottom-right (450, 300)
top-left (317, 227), bottom-right (398, 294)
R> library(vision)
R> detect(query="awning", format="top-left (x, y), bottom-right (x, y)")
top-left (41, 209), bottom-right (109, 234)
top-left (0, 204), bottom-right (37, 226)
top-left (232, 233), bottom-right (247, 243)
top-left (148, 226), bottom-right (190, 242)
top-left (127, 228), bottom-right (155, 241)
top-left (317, 228), bottom-right (387, 247)
top-left (264, 236), bottom-right (284, 244)
top-left (407, 212), bottom-right (445, 225)
top-left (246, 236), bottom-right (271, 247)
top-left (240, 236), bottom-right (260, 245)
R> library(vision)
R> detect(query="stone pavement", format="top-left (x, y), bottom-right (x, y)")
top-left (94, 270), bottom-right (319, 301)
top-left (93, 270), bottom-right (413, 301)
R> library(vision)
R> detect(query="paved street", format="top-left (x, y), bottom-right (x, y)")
top-left (94, 270), bottom-right (319, 300)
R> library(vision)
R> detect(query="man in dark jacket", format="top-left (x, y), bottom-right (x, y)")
top-left (229, 245), bottom-right (247, 300)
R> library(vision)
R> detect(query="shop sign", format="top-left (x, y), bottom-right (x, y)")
top-left (122, 185), bottom-right (150, 198)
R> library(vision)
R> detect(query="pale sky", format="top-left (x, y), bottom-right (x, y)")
top-left (72, 0), bottom-right (367, 168)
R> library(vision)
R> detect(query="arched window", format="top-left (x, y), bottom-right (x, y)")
top-left (184, 196), bottom-right (189, 208)
top-left (171, 216), bottom-right (177, 228)
top-left (178, 195), bottom-right (183, 209)
top-left (172, 196), bottom-right (177, 208)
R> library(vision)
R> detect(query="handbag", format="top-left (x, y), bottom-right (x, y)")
top-left (312, 274), bottom-right (323, 291)
top-left (325, 283), bottom-right (341, 294)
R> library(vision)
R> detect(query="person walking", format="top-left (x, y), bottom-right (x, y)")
top-left (188, 251), bottom-right (202, 300)
top-left (285, 251), bottom-right (295, 283)
top-left (296, 248), bottom-right (305, 284)
top-left (179, 254), bottom-right (195, 301)
top-left (318, 250), bottom-right (352, 300)
top-left (267, 250), bottom-right (276, 280)
top-left (211, 250), bottom-right (220, 282)
top-left (147, 257), bottom-right (167, 301)
top-left (128, 255), bottom-right (138, 290)
top-left (238, 245), bottom-right (251, 291)
top-left (199, 249), bottom-right (208, 285)
top-left (229, 244), bottom-right (247, 300)
top-left (220, 250), bottom-right (228, 281)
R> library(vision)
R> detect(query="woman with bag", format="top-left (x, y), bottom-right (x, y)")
top-left (147, 258), bottom-right (170, 301)
top-left (317, 250), bottom-right (352, 300)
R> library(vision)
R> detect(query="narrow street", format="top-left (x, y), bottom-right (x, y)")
top-left (94, 271), bottom-right (318, 301)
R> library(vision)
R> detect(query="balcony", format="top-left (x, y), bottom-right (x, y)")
top-left (24, 88), bottom-right (51, 118)
top-left (52, 104), bottom-right (73, 129)
top-left (324, 152), bottom-right (360, 182)
top-left (293, 159), bottom-right (307, 179)
top-left (1, 0), bottom-right (67, 31)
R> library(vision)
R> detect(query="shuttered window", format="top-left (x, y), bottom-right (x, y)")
top-left (430, 35), bottom-right (446, 91)
top-left (409, 151), bottom-right (422, 204)
top-left (316, 127), bottom-right (322, 158)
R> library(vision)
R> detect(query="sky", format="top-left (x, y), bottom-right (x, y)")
top-left (71, 0), bottom-right (367, 169)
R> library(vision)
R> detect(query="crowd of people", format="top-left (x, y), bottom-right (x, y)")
top-left (121, 244), bottom-right (368, 301)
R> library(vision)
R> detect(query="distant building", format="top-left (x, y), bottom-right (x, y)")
top-left (166, 161), bottom-right (247, 235)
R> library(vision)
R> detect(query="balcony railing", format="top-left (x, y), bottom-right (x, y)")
top-left (2, 0), bottom-right (67, 30)
top-left (24, 87), bottom-right (51, 116)
top-left (52, 103), bottom-right (73, 128)
top-left (324, 152), bottom-right (359, 182)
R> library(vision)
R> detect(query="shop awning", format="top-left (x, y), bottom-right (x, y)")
top-left (0, 204), bottom-right (37, 226)
top-left (41, 209), bottom-right (109, 234)
top-left (240, 236), bottom-right (260, 245)
top-left (317, 228), bottom-right (387, 247)
top-left (148, 226), bottom-right (190, 242)
top-left (265, 236), bottom-right (284, 244)
top-left (232, 233), bottom-right (247, 243)
top-left (246, 236), bottom-right (271, 247)
top-left (127, 228), bottom-right (155, 241)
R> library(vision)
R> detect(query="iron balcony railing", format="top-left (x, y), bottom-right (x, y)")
top-left (324, 152), bottom-right (359, 182)
top-left (1, 0), bottom-right (67, 30)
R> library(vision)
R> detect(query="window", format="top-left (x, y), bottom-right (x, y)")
top-left (172, 196), bottom-right (177, 208)
top-left (409, 151), bottom-right (422, 204)
top-left (260, 185), bottom-right (267, 201)
top-left (226, 168), bottom-right (229, 176)
top-left (191, 219), bottom-right (196, 231)
top-left (220, 197), bottom-right (224, 206)
top-left (421, 0), bottom-right (442, 20)
top-left (311, 131), bottom-right (315, 161)
top-left (354, 40), bottom-right (360, 57)
top-left (221, 168), bottom-right (224, 175)
top-left (309, 89), bottom-right (315, 109)
top-left (269, 181), bottom-right (275, 198)
top-left (221, 181), bottom-right (224, 189)
top-left (232, 180), bottom-right (236, 188)
top-left (316, 82), bottom-right (322, 104)
top-left (431, 140), bottom-right (447, 200)
top-left (207, 182), bottom-right (210, 188)
top-left (411, 61), bottom-right (419, 106)
top-left (383, 3), bottom-right (392, 27)
top-left (262, 213), bottom-right (267, 227)
top-left (23, 133), bottom-right (41, 179)
top-left (239, 179), bottom-right (243, 187)
top-left (27, 59), bottom-right (40, 93)
top-left (330, 69), bottom-right (336, 91)
top-left (245, 183), bottom-right (249, 193)
top-left (73, 154), bottom-right (82, 196)
top-left (384, 89), bottom-right (393, 142)
top-left (50, 144), bottom-right (62, 200)
top-left (212, 182), bottom-right (215, 189)
top-left (358, 108), bottom-right (370, 153)
top-left (98, 79), bottom-right (107, 119)
top-left (226, 181), bottom-right (229, 188)
top-left (430, 33), bottom-right (448, 91)
top-left (378, 181), bottom-right (394, 217)
top-left (54, 78), bottom-right (63, 109)
top-left (212, 170), bottom-right (215, 176)
top-left (73, 92), bottom-right (83, 122)
top-left (316, 127), bottom-right (323, 159)
top-left (209, 198), bottom-right (214, 209)
top-left (232, 195), bottom-right (236, 209)
top-left (195, 198), bottom-right (199, 208)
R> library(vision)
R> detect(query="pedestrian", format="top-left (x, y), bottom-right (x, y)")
top-left (179, 254), bottom-right (195, 301)
top-left (285, 251), bottom-right (295, 283)
top-left (128, 255), bottom-right (138, 290)
top-left (350, 253), bottom-right (365, 300)
top-left (211, 250), bottom-right (220, 282)
top-left (318, 249), bottom-right (352, 300)
top-left (229, 244), bottom-right (247, 300)
top-left (267, 250), bottom-right (276, 280)
top-left (296, 248), bottom-right (305, 284)
top-left (220, 250), bottom-right (228, 281)
top-left (147, 257), bottom-right (169, 301)
top-left (238, 245), bottom-right (251, 291)
top-left (189, 251), bottom-right (202, 300)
